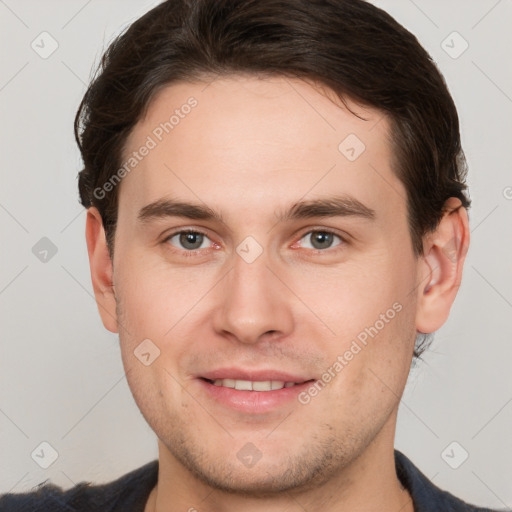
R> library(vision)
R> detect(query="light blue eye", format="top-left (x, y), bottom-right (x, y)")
top-left (168, 231), bottom-right (211, 250)
top-left (300, 231), bottom-right (342, 250)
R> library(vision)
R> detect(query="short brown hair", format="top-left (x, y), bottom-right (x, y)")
top-left (75, 0), bottom-right (471, 357)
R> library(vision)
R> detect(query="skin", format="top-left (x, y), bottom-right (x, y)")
top-left (86, 75), bottom-right (469, 512)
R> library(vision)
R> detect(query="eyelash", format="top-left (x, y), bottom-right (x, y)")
top-left (163, 229), bottom-right (215, 258)
top-left (162, 228), bottom-right (347, 258)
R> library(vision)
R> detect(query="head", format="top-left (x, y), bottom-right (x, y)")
top-left (79, 0), bottom-right (470, 496)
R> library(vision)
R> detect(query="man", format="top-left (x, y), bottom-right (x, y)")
top-left (0, 0), bottom-right (502, 511)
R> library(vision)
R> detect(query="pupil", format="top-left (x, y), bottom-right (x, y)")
top-left (180, 232), bottom-right (203, 249)
top-left (312, 232), bottom-right (332, 249)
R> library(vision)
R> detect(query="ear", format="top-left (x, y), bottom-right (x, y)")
top-left (85, 207), bottom-right (119, 333)
top-left (415, 197), bottom-right (470, 334)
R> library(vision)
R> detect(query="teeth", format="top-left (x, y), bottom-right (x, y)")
top-left (235, 380), bottom-right (252, 391)
top-left (253, 381), bottom-right (273, 391)
top-left (211, 379), bottom-right (299, 391)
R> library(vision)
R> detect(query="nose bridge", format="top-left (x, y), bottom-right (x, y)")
top-left (213, 244), bottom-right (294, 344)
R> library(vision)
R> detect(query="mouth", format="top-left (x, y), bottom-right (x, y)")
top-left (201, 378), bottom-right (310, 391)
top-left (196, 370), bottom-right (316, 413)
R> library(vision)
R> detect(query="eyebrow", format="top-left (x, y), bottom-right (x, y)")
top-left (279, 195), bottom-right (375, 222)
top-left (138, 199), bottom-right (223, 223)
top-left (137, 195), bottom-right (376, 224)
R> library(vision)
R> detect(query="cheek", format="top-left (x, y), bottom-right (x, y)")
top-left (315, 301), bottom-right (415, 425)
top-left (302, 255), bottom-right (417, 395)
top-left (114, 268), bottom-right (192, 416)
top-left (300, 256), bottom-right (413, 331)
top-left (113, 255), bottom-right (221, 387)
top-left (114, 255), bottom-right (203, 340)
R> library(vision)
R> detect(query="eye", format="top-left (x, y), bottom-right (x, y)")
top-left (166, 231), bottom-right (212, 251)
top-left (299, 230), bottom-right (343, 251)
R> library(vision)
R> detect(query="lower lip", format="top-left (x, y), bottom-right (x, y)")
top-left (197, 379), bottom-right (314, 414)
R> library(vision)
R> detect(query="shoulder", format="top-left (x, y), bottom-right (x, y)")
top-left (395, 450), bottom-right (504, 512)
top-left (0, 460), bottom-right (158, 512)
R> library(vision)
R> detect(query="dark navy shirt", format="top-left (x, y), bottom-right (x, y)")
top-left (0, 451), bottom-right (501, 511)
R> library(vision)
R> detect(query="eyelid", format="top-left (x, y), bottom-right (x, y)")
top-left (162, 226), bottom-right (211, 242)
top-left (162, 228), bottom-right (218, 256)
top-left (161, 226), bottom-right (350, 256)
top-left (292, 227), bottom-right (349, 247)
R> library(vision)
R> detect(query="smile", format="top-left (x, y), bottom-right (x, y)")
top-left (206, 378), bottom-right (305, 391)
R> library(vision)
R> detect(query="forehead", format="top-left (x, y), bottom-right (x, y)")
top-left (119, 75), bottom-right (404, 223)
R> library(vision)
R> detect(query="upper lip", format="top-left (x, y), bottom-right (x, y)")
top-left (199, 368), bottom-right (313, 383)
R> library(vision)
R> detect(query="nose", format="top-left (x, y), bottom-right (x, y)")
top-left (212, 249), bottom-right (294, 345)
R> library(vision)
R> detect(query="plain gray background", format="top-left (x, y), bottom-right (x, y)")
top-left (1, 0), bottom-right (511, 507)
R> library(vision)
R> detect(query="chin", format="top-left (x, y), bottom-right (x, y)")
top-left (162, 430), bottom-right (353, 497)
top-left (181, 460), bottom-right (325, 496)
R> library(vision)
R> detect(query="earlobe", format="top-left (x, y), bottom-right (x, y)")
top-left (85, 208), bottom-right (119, 333)
top-left (415, 198), bottom-right (470, 334)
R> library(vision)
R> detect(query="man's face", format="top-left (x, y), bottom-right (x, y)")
top-left (110, 76), bottom-right (420, 492)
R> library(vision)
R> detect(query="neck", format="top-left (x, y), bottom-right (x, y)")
top-left (145, 421), bottom-right (413, 512)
